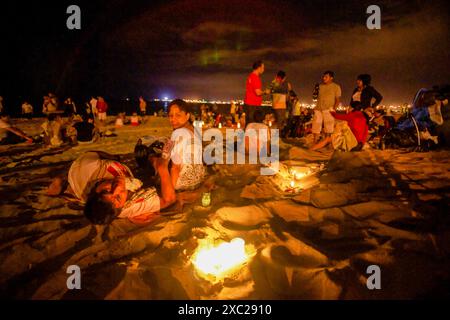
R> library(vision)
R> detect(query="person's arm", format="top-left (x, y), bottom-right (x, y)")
top-left (93, 151), bottom-right (120, 161)
top-left (334, 96), bottom-right (341, 110)
top-left (334, 85), bottom-right (342, 110)
top-left (330, 111), bottom-right (350, 121)
top-left (170, 163), bottom-right (181, 191)
top-left (6, 126), bottom-right (32, 142)
top-left (153, 158), bottom-right (176, 209)
top-left (370, 87), bottom-right (383, 108)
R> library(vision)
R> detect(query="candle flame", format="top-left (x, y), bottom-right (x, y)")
top-left (191, 238), bottom-right (250, 281)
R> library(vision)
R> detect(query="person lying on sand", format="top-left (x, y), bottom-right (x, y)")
top-left (47, 151), bottom-right (176, 225)
top-left (0, 115), bottom-right (33, 145)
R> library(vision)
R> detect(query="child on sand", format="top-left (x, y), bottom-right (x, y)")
top-left (130, 112), bottom-right (141, 126)
top-left (47, 151), bottom-right (176, 225)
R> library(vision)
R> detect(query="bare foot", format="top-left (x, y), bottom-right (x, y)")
top-left (47, 177), bottom-right (64, 196)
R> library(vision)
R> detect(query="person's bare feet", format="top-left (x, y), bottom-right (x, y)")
top-left (47, 177), bottom-right (64, 196)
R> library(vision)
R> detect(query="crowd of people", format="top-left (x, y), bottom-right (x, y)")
top-left (46, 99), bottom-right (209, 225)
top-left (241, 60), bottom-right (383, 152)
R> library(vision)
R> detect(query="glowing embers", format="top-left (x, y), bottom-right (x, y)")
top-left (191, 238), bottom-right (254, 282)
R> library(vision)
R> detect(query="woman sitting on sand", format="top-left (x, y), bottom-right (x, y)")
top-left (165, 99), bottom-right (206, 191)
top-left (47, 151), bottom-right (176, 225)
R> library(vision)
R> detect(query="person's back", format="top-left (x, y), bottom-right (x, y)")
top-left (245, 109), bottom-right (270, 155)
top-left (74, 120), bottom-right (95, 142)
top-left (331, 109), bottom-right (368, 144)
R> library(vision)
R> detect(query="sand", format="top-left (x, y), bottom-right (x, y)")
top-left (1, 116), bottom-right (450, 299)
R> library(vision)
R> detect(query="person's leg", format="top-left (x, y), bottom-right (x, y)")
top-left (312, 110), bottom-right (323, 142)
top-left (246, 106), bottom-right (256, 128)
top-left (323, 109), bottom-right (335, 139)
top-left (310, 136), bottom-right (332, 151)
top-left (47, 175), bottom-right (68, 196)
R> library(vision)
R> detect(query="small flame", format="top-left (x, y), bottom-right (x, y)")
top-left (290, 180), bottom-right (295, 188)
top-left (191, 238), bottom-right (249, 280)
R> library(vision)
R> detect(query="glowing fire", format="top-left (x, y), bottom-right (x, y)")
top-left (191, 238), bottom-right (250, 281)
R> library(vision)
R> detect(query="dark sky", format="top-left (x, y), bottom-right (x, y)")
top-left (1, 0), bottom-right (449, 106)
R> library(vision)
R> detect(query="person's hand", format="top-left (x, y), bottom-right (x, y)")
top-left (265, 88), bottom-right (271, 95)
top-left (150, 156), bottom-right (169, 171)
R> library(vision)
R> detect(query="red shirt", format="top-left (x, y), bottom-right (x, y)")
top-left (244, 72), bottom-right (262, 106)
top-left (97, 100), bottom-right (108, 113)
top-left (331, 111), bottom-right (368, 143)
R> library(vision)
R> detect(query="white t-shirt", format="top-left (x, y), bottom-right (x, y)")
top-left (119, 187), bottom-right (160, 218)
top-left (0, 118), bottom-right (11, 140)
top-left (68, 152), bottom-right (161, 218)
top-left (352, 91), bottom-right (362, 102)
top-left (169, 128), bottom-right (205, 190)
top-left (68, 152), bottom-right (132, 201)
top-left (245, 122), bottom-right (270, 154)
top-left (317, 82), bottom-right (342, 111)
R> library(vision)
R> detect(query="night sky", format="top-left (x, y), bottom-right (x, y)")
top-left (1, 0), bottom-right (449, 107)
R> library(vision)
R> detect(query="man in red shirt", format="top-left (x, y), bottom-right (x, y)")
top-left (96, 96), bottom-right (108, 122)
top-left (244, 60), bottom-right (270, 127)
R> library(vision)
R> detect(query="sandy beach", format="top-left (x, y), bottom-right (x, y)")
top-left (1, 116), bottom-right (449, 299)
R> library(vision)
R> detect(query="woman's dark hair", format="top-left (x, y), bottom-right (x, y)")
top-left (277, 70), bottom-right (286, 79)
top-left (253, 109), bottom-right (265, 123)
top-left (357, 74), bottom-right (372, 86)
top-left (134, 139), bottom-right (150, 169)
top-left (83, 186), bottom-right (119, 225)
top-left (168, 99), bottom-right (190, 114)
top-left (252, 60), bottom-right (263, 70)
top-left (323, 71), bottom-right (335, 78)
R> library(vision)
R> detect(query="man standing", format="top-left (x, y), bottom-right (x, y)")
top-left (312, 71), bottom-right (341, 143)
top-left (96, 96), bottom-right (108, 122)
top-left (139, 96), bottom-right (147, 116)
top-left (244, 60), bottom-right (270, 127)
top-left (270, 70), bottom-right (291, 131)
top-left (89, 96), bottom-right (98, 118)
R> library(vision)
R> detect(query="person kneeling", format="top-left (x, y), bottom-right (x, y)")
top-left (310, 101), bottom-right (368, 152)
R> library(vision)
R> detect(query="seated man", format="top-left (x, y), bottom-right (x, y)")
top-left (73, 114), bottom-right (99, 143)
top-left (245, 109), bottom-right (271, 155)
top-left (0, 115), bottom-right (33, 145)
top-left (47, 151), bottom-right (176, 225)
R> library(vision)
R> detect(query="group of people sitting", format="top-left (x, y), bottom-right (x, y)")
top-left (47, 99), bottom-right (208, 225)
top-left (41, 113), bottom-right (99, 146)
